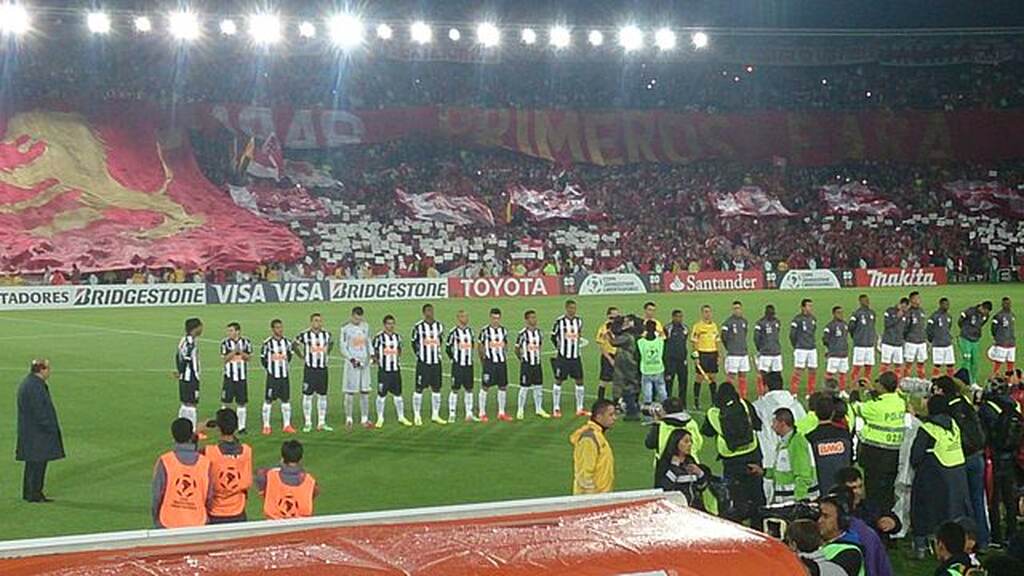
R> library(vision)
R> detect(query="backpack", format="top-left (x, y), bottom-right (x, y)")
top-left (994, 404), bottom-right (1024, 454)
top-left (949, 396), bottom-right (986, 456)
top-left (720, 399), bottom-right (755, 452)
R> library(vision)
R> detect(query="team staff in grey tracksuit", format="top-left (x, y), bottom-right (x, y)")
top-left (754, 305), bottom-right (783, 395)
top-left (903, 291), bottom-right (928, 379)
top-left (927, 297), bottom-right (956, 376)
top-left (722, 301), bottom-right (752, 398)
top-left (789, 299), bottom-right (818, 396)
top-left (822, 306), bottom-right (850, 389)
top-left (848, 294), bottom-right (878, 381)
top-left (880, 298), bottom-right (909, 371)
top-left (988, 297), bottom-right (1016, 373)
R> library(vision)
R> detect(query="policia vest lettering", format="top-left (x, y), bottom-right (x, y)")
top-left (855, 392), bottom-right (907, 449)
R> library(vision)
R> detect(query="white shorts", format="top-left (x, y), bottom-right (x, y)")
top-left (988, 345), bottom-right (1017, 363)
top-left (826, 357), bottom-right (850, 374)
top-left (932, 345), bottom-right (956, 366)
top-left (793, 349), bottom-right (818, 370)
top-left (725, 355), bottom-right (751, 374)
top-left (852, 346), bottom-right (876, 367)
top-left (757, 355), bottom-right (783, 373)
top-left (343, 363), bottom-right (372, 393)
top-left (903, 342), bottom-right (928, 363)
top-left (880, 344), bottom-right (904, 365)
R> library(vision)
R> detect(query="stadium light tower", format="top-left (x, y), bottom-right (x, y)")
top-left (410, 21), bottom-right (432, 44)
top-left (219, 19), bottom-right (237, 36)
top-left (376, 23), bottom-right (393, 40)
top-left (476, 22), bottom-right (500, 47)
top-left (298, 21), bottom-right (316, 38)
top-left (691, 30), bottom-right (709, 49)
top-left (521, 27), bottom-right (536, 45)
top-left (587, 29), bottom-right (604, 46)
top-left (248, 13), bottom-right (281, 45)
top-left (654, 27), bottom-right (676, 51)
top-left (618, 25), bottom-right (643, 51)
top-left (168, 11), bottom-right (200, 41)
top-left (448, 27), bottom-right (460, 41)
top-left (0, 3), bottom-right (31, 36)
top-left (87, 11), bottom-right (112, 35)
top-left (133, 16), bottom-right (152, 33)
top-left (327, 14), bottom-right (363, 49)
top-left (549, 25), bottom-right (571, 49)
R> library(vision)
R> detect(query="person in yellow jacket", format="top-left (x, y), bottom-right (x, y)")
top-left (570, 399), bottom-right (617, 494)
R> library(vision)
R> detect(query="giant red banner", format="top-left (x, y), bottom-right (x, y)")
top-left (712, 186), bottom-right (795, 218)
top-left (0, 106), bottom-right (304, 273)
top-left (663, 270), bottom-right (765, 292)
top-left (507, 184), bottom-right (602, 222)
top-left (854, 267), bottom-right (948, 287)
top-left (395, 189), bottom-right (495, 227)
top-left (195, 105), bottom-right (1024, 167)
top-left (448, 276), bottom-right (561, 298)
top-left (820, 182), bottom-right (902, 218)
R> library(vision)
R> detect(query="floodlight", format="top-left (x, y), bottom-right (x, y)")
top-left (477, 22), bottom-right (500, 47)
top-left (410, 21), bottom-right (432, 44)
top-left (248, 13), bottom-right (281, 45)
top-left (298, 21), bottom-right (316, 38)
top-left (220, 19), bottom-right (237, 36)
top-left (448, 27), bottom-right (460, 41)
top-left (691, 31), bottom-right (708, 49)
top-left (376, 23), bottom-right (393, 40)
top-left (521, 28), bottom-right (536, 45)
top-left (87, 12), bottom-right (111, 35)
top-left (549, 26), bottom-right (570, 49)
top-left (168, 11), bottom-right (200, 41)
top-left (133, 16), bottom-right (152, 33)
top-left (0, 4), bottom-right (31, 35)
top-left (654, 27), bottom-right (676, 51)
top-left (327, 14), bottom-right (363, 48)
top-left (618, 25), bottom-right (642, 51)
top-left (588, 29), bottom-right (603, 46)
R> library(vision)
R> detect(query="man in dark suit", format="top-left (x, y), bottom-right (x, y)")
top-left (16, 359), bottom-right (64, 502)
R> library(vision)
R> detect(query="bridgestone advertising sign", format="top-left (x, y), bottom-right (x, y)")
top-left (662, 271), bottom-right (764, 292)
top-left (206, 282), bottom-right (330, 305)
top-left (330, 278), bottom-right (449, 301)
top-left (853, 267), bottom-right (948, 287)
top-left (71, 284), bottom-right (207, 308)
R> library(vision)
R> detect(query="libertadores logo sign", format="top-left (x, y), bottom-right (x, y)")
top-left (854, 267), bottom-right (947, 287)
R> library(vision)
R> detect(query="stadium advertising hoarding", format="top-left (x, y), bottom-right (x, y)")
top-left (775, 269), bottom-right (844, 290)
top-left (575, 273), bottom-right (649, 295)
top-left (329, 278), bottom-right (449, 301)
top-left (205, 282), bottom-right (330, 305)
top-left (0, 286), bottom-right (74, 310)
top-left (854, 267), bottom-right (948, 287)
top-left (70, 284), bottom-right (207, 308)
top-left (448, 276), bottom-right (561, 298)
top-left (662, 270), bottom-right (765, 292)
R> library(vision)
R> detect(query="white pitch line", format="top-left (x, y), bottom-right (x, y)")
top-left (0, 331), bottom-right (109, 341)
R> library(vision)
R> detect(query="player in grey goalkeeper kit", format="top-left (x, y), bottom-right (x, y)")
top-left (340, 307), bottom-right (373, 429)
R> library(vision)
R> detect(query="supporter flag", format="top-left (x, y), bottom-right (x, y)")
top-left (819, 182), bottom-right (902, 217)
top-left (236, 136), bottom-right (255, 175)
top-left (944, 180), bottom-right (1024, 218)
top-left (507, 184), bottom-right (603, 222)
top-left (247, 134), bottom-right (284, 180)
top-left (229, 181), bottom-right (328, 222)
top-left (712, 186), bottom-right (795, 218)
top-left (395, 189), bottom-right (496, 227)
top-left (283, 160), bottom-right (342, 189)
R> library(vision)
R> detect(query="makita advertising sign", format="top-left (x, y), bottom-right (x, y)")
top-left (853, 267), bottom-right (948, 288)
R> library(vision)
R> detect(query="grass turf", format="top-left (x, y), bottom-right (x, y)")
top-left (1, 284), bottom-right (1020, 574)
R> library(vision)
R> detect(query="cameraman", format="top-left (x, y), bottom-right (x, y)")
top-left (610, 315), bottom-right (641, 421)
top-left (979, 377), bottom-right (1022, 548)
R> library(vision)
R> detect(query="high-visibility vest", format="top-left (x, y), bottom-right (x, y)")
top-left (855, 392), bottom-right (907, 449)
top-left (822, 541), bottom-right (866, 576)
top-left (157, 451), bottom-right (210, 528)
top-left (263, 468), bottom-right (316, 520)
top-left (654, 420), bottom-right (703, 465)
top-left (706, 403), bottom-right (759, 459)
top-left (769, 432), bottom-right (820, 503)
top-left (206, 444), bottom-right (253, 518)
top-left (920, 421), bottom-right (966, 468)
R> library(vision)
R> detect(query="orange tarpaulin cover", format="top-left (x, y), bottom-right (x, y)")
top-left (1, 498), bottom-right (804, 575)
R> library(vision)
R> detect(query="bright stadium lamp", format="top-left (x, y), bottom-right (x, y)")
top-left (298, 21), bottom-right (316, 38)
top-left (168, 11), bottom-right (200, 41)
top-left (476, 22), bottom-right (500, 47)
top-left (219, 18), bottom-right (237, 36)
top-left (327, 14), bottom-right (363, 49)
top-left (87, 11), bottom-right (111, 35)
top-left (549, 25), bottom-right (571, 49)
top-left (654, 27), bottom-right (676, 51)
top-left (618, 25), bottom-right (642, 51)
top-left (448, 27), bottom-right (460, 41)
top-left (376, 23), bottom-right (393, 40)
top-left (133, 16), bottom-right (152, 33)
top-left (410, 21), bottom-right (432, 44)
top-left (587, 29), bottom-right (603, 46)
top-left (248, 13), bottom-right (281, 45)
top-left (0, 3), bottom-right (31, 36)
top-left (691, 30), bottom-right (709, 49)
top-left (521, 27), bottom-right (536, 45)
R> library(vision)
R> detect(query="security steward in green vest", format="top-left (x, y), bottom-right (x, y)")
top-left (700, 382), bottom-right (764, 524)
top-left (850, 371), bottom-right (907, 515)
top-left (645, 397), bottom-right (703, 476)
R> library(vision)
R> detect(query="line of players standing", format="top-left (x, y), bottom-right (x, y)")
top-left (173, 301), bottom-right (600, 435)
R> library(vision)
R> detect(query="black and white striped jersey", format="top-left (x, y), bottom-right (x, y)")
top-left (517, 327), bottom-right (543, 366)
top-left (260, 336), bottom-right (293, 378)
top-left (479, 325), bottom-right (509, 363)
top-left (372, 331), bottom-right (402, 373)
top-left (177, 334), bottom-right (200, 383)
top-left (551, 315), bottom-right (584, 359)
top-left (220, 337), bottom-right (252, 382)
top-left (294, 329), bottom-right (331, 369)
top-left (446, 326), bottom-right (475, 367)
top-left (411, 320), bottom-right (445, 365)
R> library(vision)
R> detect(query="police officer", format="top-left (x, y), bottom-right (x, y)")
top-left (851, 371), bottom-right (907, 515)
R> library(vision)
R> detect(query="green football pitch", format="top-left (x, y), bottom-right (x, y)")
top-left (1, 284), bottom-right (1021, 574)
